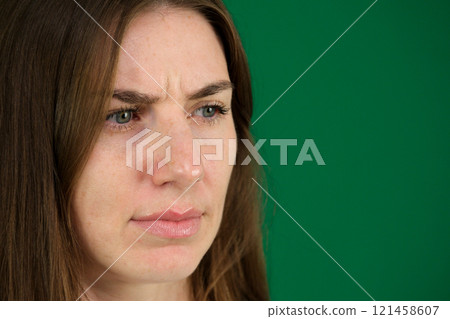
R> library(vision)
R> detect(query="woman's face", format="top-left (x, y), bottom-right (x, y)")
top-left (72, 8), bottom-right (236, 291)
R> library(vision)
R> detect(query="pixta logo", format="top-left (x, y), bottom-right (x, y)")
top-left (126, 128), bottom-right (325, 175)
top-left (193, 138), bottom-right (325, 166)
top-left (126, 128), bottom-right (172, 175)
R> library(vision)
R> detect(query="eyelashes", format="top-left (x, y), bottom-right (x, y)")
top-left (105, 102), bottom-right (230, 132)
top-left (191, 103), bottom-right (230, 125)
top-left (105, 105), bottom-right (142, 132)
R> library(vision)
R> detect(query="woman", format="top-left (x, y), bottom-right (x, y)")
top-left (0, 0), bottom-right (269, 300)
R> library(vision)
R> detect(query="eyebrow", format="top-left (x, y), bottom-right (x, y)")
top-left (112, 80), bottom-right (234, 105)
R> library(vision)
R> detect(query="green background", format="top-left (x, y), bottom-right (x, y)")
top-left (223, 0), bottom-right (450, 300)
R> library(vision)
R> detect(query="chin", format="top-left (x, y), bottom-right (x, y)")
top-left (111, 241), bottom-right (209, 284)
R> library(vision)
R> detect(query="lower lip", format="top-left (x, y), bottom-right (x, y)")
top-left (131, 217), bottom-right (201, 238)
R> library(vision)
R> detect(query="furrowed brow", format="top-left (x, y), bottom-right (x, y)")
top-left (112, 90), bottom-right (159, 105)
top-left (188, 80), bottom-right (234, 100)
top-left (112, 80), bottom-right (233, 105)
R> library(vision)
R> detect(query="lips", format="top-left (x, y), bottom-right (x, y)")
top-left (132, 208), bottom-right (203, 222)
top-left (130, 208), bottom-right (203, 238)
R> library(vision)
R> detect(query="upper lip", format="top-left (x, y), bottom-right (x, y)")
top-left (131, 208), bottom-right (203, 222)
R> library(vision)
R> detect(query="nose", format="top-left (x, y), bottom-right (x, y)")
top-left (149, 113), bottom-right (204, 188)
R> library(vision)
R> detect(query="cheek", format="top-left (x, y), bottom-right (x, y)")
top-left (74, 138), bottom-right (126, 212)
top-left (201, 130), bottom-right (236, 210)
top-left (71, 136), bottom-right (133, 253)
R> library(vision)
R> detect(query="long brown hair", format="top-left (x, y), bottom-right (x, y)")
top-left (0, 0), bottom-right (269, 300)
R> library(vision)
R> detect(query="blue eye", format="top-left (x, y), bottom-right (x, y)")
top-left (107, 110), bottom-right (133, 124)
top-left (201, 106), bottom-right (217, 117)
top-left (193, 104), bottom-right (229, 118)
top-left (105, 106), bottom-right (141, 132)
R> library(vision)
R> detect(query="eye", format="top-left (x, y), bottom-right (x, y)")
top-left (105, 106), bottom-right (141, 132)
top-left (192, 103), bottom-right (230, 124)
top-left (200, 106), bottom-right (217, 118)
top-left (108, 110), bottom-right (133, 124)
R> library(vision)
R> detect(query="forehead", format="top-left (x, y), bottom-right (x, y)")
top-left (115, 7), bottom-right (229, 96)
